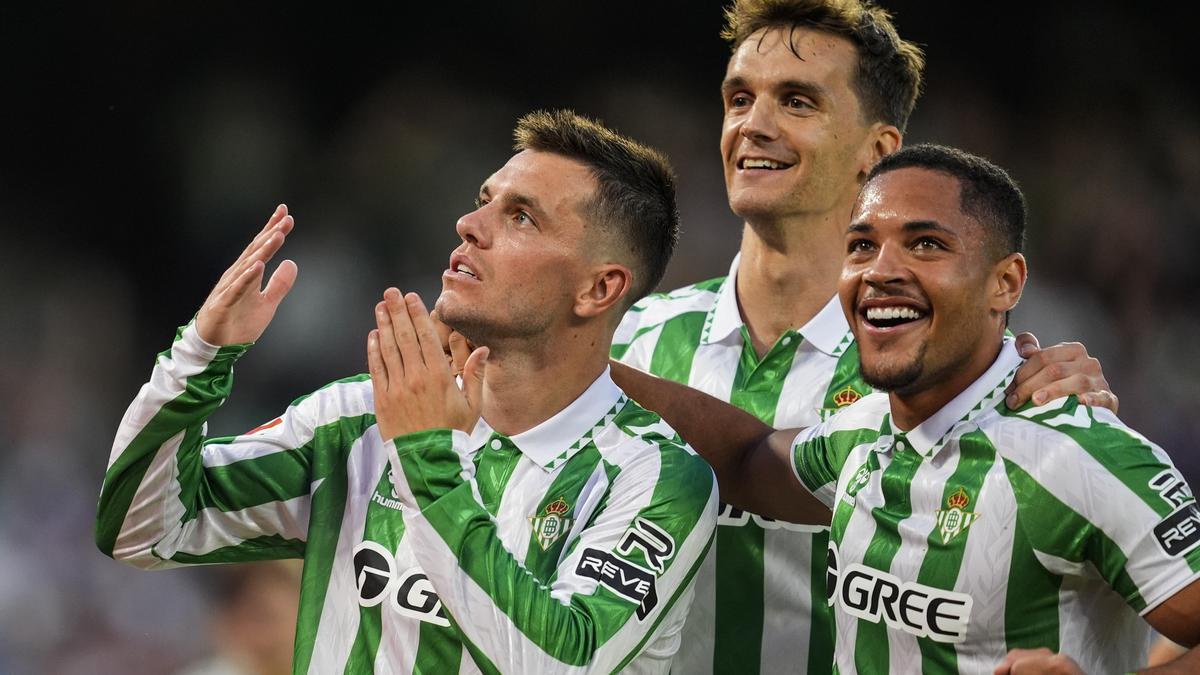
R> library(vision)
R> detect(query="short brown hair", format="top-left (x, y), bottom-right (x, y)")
top-left (514, 109), bottom-right (679, 303)
top-left (722, 0), bottom-right (925, 132)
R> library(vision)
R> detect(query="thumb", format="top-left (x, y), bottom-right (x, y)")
top-left (1013, 331), bottom-right (1040, 358)
top-left (263, 259), bottom-right (298, 306)
top-left (462, 346), bottom-right (490, 410)
top-left (448, 330), bottom-right (474, 376)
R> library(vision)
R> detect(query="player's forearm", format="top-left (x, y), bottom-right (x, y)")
top-left (609, 361), bottom-right (772, 486)
top-left (1139, 647), bottom-right (1200, 674)
top-left (96, 322), bottom-right (250, 565)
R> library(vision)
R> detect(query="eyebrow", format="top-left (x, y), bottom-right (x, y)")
top-left (478, 184), bottom-right (546, 219)
top-left (846, 220), bottom-right (958, 236)
top-left (720, 76), bottom-right (828, 102)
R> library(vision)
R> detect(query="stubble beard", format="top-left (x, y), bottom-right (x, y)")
top-left (436, 297), bottom-right (550, 351)
top-left (860, 339), bottom-right (928, 394)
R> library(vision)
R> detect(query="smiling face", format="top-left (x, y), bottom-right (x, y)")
top-left (436, 149), bottom-right (598, 344)
top-left (839, 167), bottom-right (1024, 397)
top-left (720, 27), bottom-right (884, 224)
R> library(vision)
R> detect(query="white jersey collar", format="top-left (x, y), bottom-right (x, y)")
top-left (702, 253), bottom-right (850, 356)
top-left (897, 337), bottom-right (1022, 459)
top-left (469, 366), bottom-right (625, 471)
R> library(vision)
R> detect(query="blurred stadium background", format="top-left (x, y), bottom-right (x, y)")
top-left (1, 2), bottom-right (1197, 672)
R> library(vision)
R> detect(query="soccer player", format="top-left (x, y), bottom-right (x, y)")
top-left (615, 144), bottom-right (1200, 673)
top-left (95, 110), bottom-right (718, 673)
top-left (610, 1), bottom-right (1115, 673)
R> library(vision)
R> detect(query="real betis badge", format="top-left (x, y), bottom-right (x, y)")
top-left (833, 385), bottom-right (862, 408)
top-left (935, 487), bottom-right (980, 545)
top-left (530, 497), bottom-right (573, 550)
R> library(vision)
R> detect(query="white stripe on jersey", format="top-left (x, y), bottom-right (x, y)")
top-left (169, 493), bottom-right (312, 558)
top-left (113, 428), bottom-right (189, 568)
top-left (953, 456), bottom-right (1018, 670)
top-left (308, 433), bottom-right (380, 674)
top-left (831, 444), bottom-right (890, 675)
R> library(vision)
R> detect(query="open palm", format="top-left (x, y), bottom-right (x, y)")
top-left (195, 204), bottom-right (298, 346)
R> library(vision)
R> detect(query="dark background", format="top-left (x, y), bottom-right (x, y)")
top-left (1, 3), bottom-right (1197, 672)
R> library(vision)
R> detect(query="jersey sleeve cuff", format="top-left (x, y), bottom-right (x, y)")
top-left (176, 321), bottom-right (252, 366)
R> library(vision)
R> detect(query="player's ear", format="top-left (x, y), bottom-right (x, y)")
top-left (575, 263), bottom-right (632, 319)
top-left (991, 252), bottom-right (1026, 315)
top-left (858, 123), bottom-right (902, 181)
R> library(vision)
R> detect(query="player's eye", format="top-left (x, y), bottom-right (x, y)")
top-left (514, 211), bottom-right (535, 227)
top-left (729, 94), bottom-right (751, 108)
top-left (474, 197), bottom-right (488, 209)
top-left (913, 237), bottom-right (945, 251)
top-left (848, 238), bottom-right (875, 254)
top-left (785, 96), bottom-right (814, 111)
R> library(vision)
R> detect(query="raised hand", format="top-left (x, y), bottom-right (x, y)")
top-left (195, 204), bottom-right (299, 345)
top-left (368, 289), bottom-right (489, 440)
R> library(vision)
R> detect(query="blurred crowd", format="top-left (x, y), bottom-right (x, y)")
top-left (1, 2), bottom-right (1196, 672)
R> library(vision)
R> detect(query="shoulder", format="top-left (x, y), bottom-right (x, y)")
top-left (286, 373), bottom-right (377, 428)
top-left (615, 278), bottom-right (725, 338)
top-left (796, 392), bottom-right (890, 446)
top-left (982, 395), bottom-right (1184, 506)
top-left (595, 398), bottom-right (715, 489)
top-left (986, 394), bottom-right (1155, 458)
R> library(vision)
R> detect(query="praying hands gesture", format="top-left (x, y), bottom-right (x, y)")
top-left (368, 289), bottom-right (489, 440)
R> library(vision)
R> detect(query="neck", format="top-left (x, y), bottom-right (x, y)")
top-left (477, 324), bottom-right (611, 436)
top-left (736, 209), bottom-right (847, 355)
top-left (888, 334), bottom-right (1007, 432)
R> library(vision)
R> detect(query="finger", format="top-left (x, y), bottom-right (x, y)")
top-left (218, 259), bottom-right (266, 305)
top-left (1079, 389), bottom-right (1119, 414)
top-left (448, 331), bottom-right (472, 376)
top-left (224, 209), bottom-right (291, 281)
top-left (262, 259), bottom-right (298, 306)
top-left (1032, 373), bottom-right (1095, 407)
top-left (1006, 342), bottom-right (1088, 394)
top-left (1008, 368), bottom-right (1085, 409)
top-left (375, 300), bottom-right (406, 381)
top-left (367, 329), bottom-right (389, 391)
top-left (1013, 331), bottom-right (1041, 359)
top-left (384, 288), bottom-right (424, 371)
top-left (220, 224), bottom-right (290, 291)
top-left (429, 308), bottom-right (454, 355)
top-left (407, 293), bottom-right (451, 376)
top-left (462, 346), bottom-right (490, 410)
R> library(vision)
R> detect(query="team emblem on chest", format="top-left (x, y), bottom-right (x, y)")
top-left (935, 487), bottom-right (980, 545)
top-left (530, 497), bottom-right (574, 550)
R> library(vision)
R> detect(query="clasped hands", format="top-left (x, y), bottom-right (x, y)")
top-left (367, 288), bottom-right (489, 441)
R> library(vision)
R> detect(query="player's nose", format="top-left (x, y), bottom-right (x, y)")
top-left (455, 206), bottom-right (492, 248)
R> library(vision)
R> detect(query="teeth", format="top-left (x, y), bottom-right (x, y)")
top-left (456, 263), bottom-right (476, 278)
top-left (866, 306), bottom-right (923, 321)
top-left (742, 158), bottom-right (787, 170)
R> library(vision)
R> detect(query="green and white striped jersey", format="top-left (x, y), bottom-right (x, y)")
top-left (612, 256), bottom-right (869, 675)
top-left (96, 322), bottom-right (718, 674)
top-left (790, 338), bottom-right (1200, 674)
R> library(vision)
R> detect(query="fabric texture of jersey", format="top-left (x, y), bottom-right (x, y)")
top-left (789, 337), bottom-right (1200, 674)
top-left (612, 255), bottom-right (869, 675)
top-left (96, 322), bottom-right (718, 674)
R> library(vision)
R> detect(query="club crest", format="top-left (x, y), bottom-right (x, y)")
top-left (530, 497), bottom-right (573, 550)
top-left (935, 487), bottom-right (980, 545)
top-left (833, 386), bottom-right (863, 408)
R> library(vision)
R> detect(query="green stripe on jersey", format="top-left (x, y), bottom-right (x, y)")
top-left (913, 430), bottom-right (995, 673)
top-left (853, 441), bottom-right (921, 674)
top-left (715, 326), bottom-right (801, 673)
